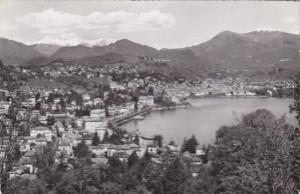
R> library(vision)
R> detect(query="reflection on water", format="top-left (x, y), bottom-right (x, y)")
top-left (122, 98), bottom-right (296, 146)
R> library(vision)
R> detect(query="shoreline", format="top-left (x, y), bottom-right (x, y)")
top-left (190, 95), bottom-right (284, 99)
top-left (116, 95), bottom-right (290, 127)
top-left (113, 95), bottom-right (292, 131)
top-left (113, 104), bottom-right (192, 128)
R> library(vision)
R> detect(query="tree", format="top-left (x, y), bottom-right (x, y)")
top-left (34, 101), bottom-right (41, 110)
top-left (181, 138), bottom-right (187, 153)
top-left (11, 144), bottom-right (21, 162)
top-left (92, 132), bottom-right (100, 146)
top-left (153, 135), bottom-right (163, 147)
top-left (5, 177), bottom-right (49, 194)
top-left (104, 102), bottom-right (110, 117)
top-left (107, 133), bottom-right (123, 145)
top-left (108, 157), bottom-right (125, 174)
top-left (205, 109), bottom-right (297, 194)
top-left (168, 140), bottom-right (176, 146)
top-left (35, 93), bottom-right (40, 101)
top-left (7, 104), bottom-right (16, 121)
top-left (74, 141), bottom-right (89, 158)
top-left (148, 86), bottom-right (154, 95)
top-left (103, 130), bottom-right (109, 143)
top-left (55, 166), bottom-right (104, 194)
top-left (127, 151), bottom-right (139, 169)
top-left (131, 95), bottom-right (139, 111)
top-left (35, 143), bottom-right (55, 169)
top-left (59, 97), bottom-right (66, 111)
top-left (142, 161), bottom-right (164, 192)
top-left (37, 167), bottom-right (63, 190)
top-left (289, 76), bottom-right (300, 191)
top-left (46, 116), bottom-right (55, 126)
top-left (289, 128), bottom-right (300, 191)
top-left (156, 158), bottom-right (188, 194)
top-left (0, 137), bottom-right (19, 192)
top-left (133, 135), bottom-right (139, 145)
top-left (290, 74), bottom-right (300, 126)
top-left (182, 135), bottom-right (198, 154)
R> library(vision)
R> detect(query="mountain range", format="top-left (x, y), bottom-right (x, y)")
top-left (0, 30), bottom-right (299, 78)
top-left (188, 31), bottom-right (300, 70)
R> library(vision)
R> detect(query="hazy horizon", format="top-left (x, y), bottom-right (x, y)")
top-left (1, 29), bottom-right (299, 50)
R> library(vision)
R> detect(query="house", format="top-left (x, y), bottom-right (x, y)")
top-left (17, 109), bottom-right (27, 120)
top-left (82, 117), bottom-right (107, 133)
top-left (0, 101), bottom-right (10, 114)
top-left (82, 94), bottom-right (91, 101)
top-left (93, 128), bottom-right (109, 141)
top-left (195, 146), bottom-right (205, 156)
top-left (19, 151), bottom-right (36, 174)
top-left (18, 86), bottom-right (30, 96)
top-left (21, 97), bottom-right (36, 108)
top-left (53, 98), bottom-right (61, 104)
top-left (147, 144), bottom-right (158, 154)
top-left (83, 100), bottom-right (93, 107)
top-left (112, 152), bottom-right (130, 162)
top-left (139, 96), bottom-right (154, 107)
top-left (106, 144), bottom-right (117, 157)
top-left (132, 147), bottom-right (143, 158)
top-left (58, 140), bottom-right (73, 156)
top-left (115, 144), bottom-right (132, 156)
top-left (170, 96), bottom-right (180, 104)
top-left (109, 81), bottom-right (125, 90)
top-left (93, 98), bottom-right (104, 107)
top-left (20, 143), bottom-right (30, 153)
top-left (22, 136), bottom-right (37, 145)
top-left (35, 137), bottom-right (48, 146)
top-left (139, 136), bottom-right (155, 147)
top-left (82, 134), bottom-right (93, 145)
top-left (91, 156), bottom-right (108, 165)
top-left (90, 109), bottom-right (105, 118)
top-left (9, 168), bottom-right (23, 179)
top-left (30, 126), bottom-right (53, 141)
top-left (90, 145), bottom-right (107, 157)
top-left (39, 116), bottom-right (48, 125)
top-left (31, 110), bottom-right (40, 119)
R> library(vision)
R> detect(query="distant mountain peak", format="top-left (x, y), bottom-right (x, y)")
top-left (32, 43), bottom-right (61, 56)
top-left (218, 30), bottom-right (237, 36)
top-left (114, 39), bottom-right (133, 44)
top-left (113, 39), bottom-right (145, 47)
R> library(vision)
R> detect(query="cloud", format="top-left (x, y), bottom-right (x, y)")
top-left (1, 24), bottom-right (18, 31)
top-left (283, 16), bottom-right (296, 23)
top-left (17, 9), bottom-right (175, 45)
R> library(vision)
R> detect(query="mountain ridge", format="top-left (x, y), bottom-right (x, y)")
top-left (0, 30), bottom-right (299, 79)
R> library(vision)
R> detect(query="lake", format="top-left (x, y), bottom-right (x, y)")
top-left (122, 98), bottom-right (297, 146)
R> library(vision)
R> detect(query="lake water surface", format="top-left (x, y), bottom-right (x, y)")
top-left (122, 98), bottom-right (297, 146)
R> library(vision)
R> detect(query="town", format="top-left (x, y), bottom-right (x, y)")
top-left (0, 58), bottom-right (295, 188)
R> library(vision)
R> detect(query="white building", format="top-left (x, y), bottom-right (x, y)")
top-left (83, 117), bottom-right (107, 133)
top-left (139, 96), bottom-right (154, 107)
top-left (90, 109), bottom-right (106, 118)
top-left (30, 126), bottom-right (53, 141)
top-left (0, 101), bottom-right (10, 114)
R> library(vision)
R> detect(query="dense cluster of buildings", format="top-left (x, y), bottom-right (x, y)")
top-left (0, 73), bottom-right (200, 180)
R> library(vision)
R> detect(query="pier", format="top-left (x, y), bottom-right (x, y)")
top-left (109, 107), bottom-right (153, 130)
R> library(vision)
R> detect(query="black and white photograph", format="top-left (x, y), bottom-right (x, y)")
top-left (0, 0), bottom-right (299, 193)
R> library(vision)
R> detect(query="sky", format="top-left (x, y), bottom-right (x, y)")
top-left (0, 1), bottom-right (298, 49)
